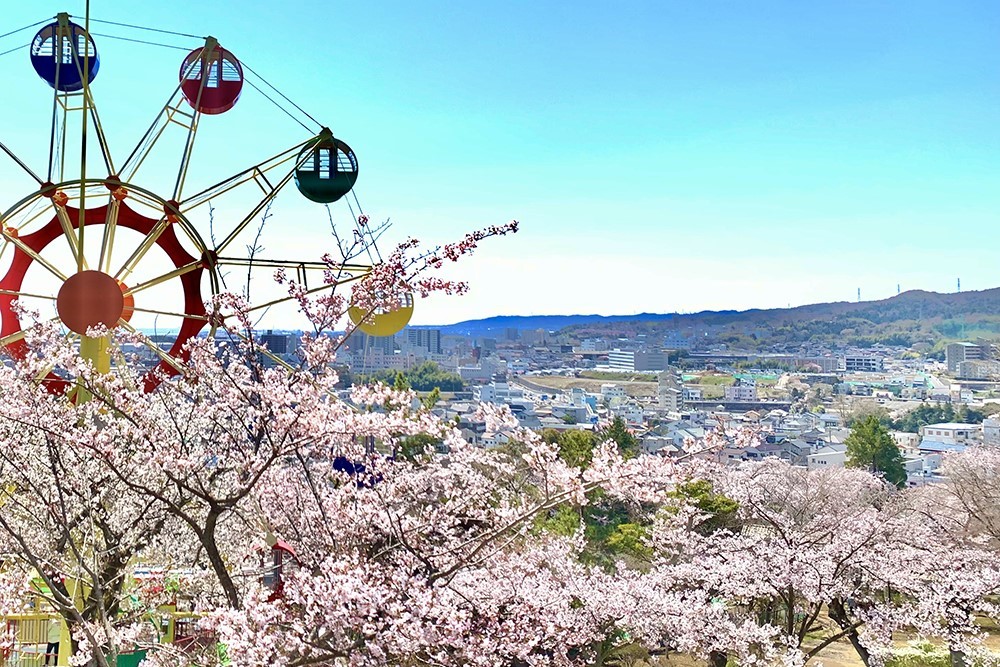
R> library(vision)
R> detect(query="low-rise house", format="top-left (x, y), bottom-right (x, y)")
top-left (808, 444), bottom-right (847, 469)
top-left (917, 440), bottom-right (967, 456)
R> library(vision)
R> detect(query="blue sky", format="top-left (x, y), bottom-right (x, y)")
top-left (0, 1), bottom-right (997, 325)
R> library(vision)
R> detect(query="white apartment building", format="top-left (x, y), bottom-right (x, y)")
top-left (682, 386), bottom-right (703, 402)
top-left (608, 349), bottom-right (669, 372)
top-left (612, 402), bottom-right (644, 426)
top-left (842, 355), bottom-right (884, 372)
top-left (508, 359), bottom-right (529, 374)
top-left (578, 338), bottom-right (608, 352)
top-left (474, 381), bottom-right (524, 404)
top-left (919, 422), bottom-right (980, 444)
top-left (659, 386), bottom-right (682, 411)
top-left (601, 384), bottom-right (627, 401)
top-left (724, 380), bottom-right (757, 402)
top-left (957, 360), bottom-right (1000, 380)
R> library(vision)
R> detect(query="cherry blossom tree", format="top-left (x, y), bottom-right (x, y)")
top-left (6, 214), bottom-right (1000, 667)
top-left (643, 458), bottom-right (916, 667)
top-left (863, 447), bottom-right (1000, 667)
top-left (0, 219), bottom-right (715, 667)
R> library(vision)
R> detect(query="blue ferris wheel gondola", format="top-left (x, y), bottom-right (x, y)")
top-left (30, 19), bottom-right (100, 92)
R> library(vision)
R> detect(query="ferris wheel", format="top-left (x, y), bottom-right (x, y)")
top-left (0, 12), bottom-right (412, 393)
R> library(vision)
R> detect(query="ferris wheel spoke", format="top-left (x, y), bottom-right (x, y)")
top-left (0, 316), bottom-right (62, 349)
top-left (113, 216), bottom-right (170, 283)
top-left (41, 332), bottom-right (80, 393)
top-left (171, 109), bottom-right (201, 204)
top-left (117, 320), bottom-right (187, 374)
top-left (170, 37), bottom-right (242, 201)
top-left (123, 260), bottom-right (202, 298)
top-left (0, 329), bottom-right (29, 349)
top-left (176, 136), bottom-right (320, 256)
top-left (117, 71), bottom-right (190, 182)
top-left (214, 257), bottom-right (372, 290)
top-left (34, 358), bottom-right (60, 384)
top-left (53, 205), bottom-right (87, 270)
top-left (241, 273), bottom-right (366, 315)
top-left (231, 329), bottom-right (298, 373)
top-left (180, 137), bottom-right (315, 212)
top-left (0, 288), bottom-right (57, 302)
top-left (128, 305), bottom-right (208, 321)
top-left (0, 141), bottom-right (43, 186)
top-left (1, 229), bottom-right (69, 282)
top-left (47, 80), bottom-right (66, 183)
top-left (98, 197), bottom-right (120, 274)
top-left (213, 170), bottom-right (305, 256)
top-left (82, 93), bottom-right (116, 177)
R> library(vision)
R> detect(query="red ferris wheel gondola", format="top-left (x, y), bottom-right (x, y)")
top-left (179, 40), bottom-right (244, 115)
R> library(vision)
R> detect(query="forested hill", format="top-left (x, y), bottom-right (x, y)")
top-left (434, 288), bottom-right (1000, 346)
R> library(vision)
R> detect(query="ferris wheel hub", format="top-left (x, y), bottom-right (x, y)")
top-left (56, 270), bottom-right (125, 336)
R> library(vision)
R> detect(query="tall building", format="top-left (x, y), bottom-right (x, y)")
top-left (344, 330), bottom-right (396, 355)
top-left (258, 330), bottom-right (289, 354)
top-left (405, 328), bottom-right (442, 354)
top-left (658, 370), bottom-right (682, 410)
top-left (946, 341), bottom-right (995, 373)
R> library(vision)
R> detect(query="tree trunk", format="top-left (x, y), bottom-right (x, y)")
top-left (950, 648), bottom-right (967, 667)
top-left (201, 509), bottom-right (242, 609)
top-left (828, 597), bottom-right (870, 666)
top-left (707, 650), bottom-right (728, 667)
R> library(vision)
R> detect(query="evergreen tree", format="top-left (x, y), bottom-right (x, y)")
top-left (598, 416), bottom-right (640, 459)
top-left (422, 386), bottom-right (441, 409)
top-left (393, 371), bottom-right (411, 391)
top-left (844, 415), bottom-right (907, 488)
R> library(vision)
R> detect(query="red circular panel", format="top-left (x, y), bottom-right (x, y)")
top-left (56, 270), bottom-right (125, 335)
top-left (0, 201), bottom-right (208, 393)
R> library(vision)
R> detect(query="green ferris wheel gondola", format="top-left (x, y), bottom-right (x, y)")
top-left (294, 137), bottom-right (358, 203)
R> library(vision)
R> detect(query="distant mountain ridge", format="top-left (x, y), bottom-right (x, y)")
top-left (424, 313), bottom-right (679, 337)
top-left (426, 288), bottom-right (1000, 340)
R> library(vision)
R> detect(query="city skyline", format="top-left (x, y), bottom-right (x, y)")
top-left (0, 2), bottom-right (996, 327)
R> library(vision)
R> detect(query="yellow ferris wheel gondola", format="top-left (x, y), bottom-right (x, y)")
top-left (347, 290), bottom-right (413, 337)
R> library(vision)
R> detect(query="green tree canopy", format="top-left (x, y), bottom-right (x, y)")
top-left (668, 479), bottom-right (740, 535)
top-left (359, 361), bottom-right (464, 392)
top-left (598, 416), bottom-right (640, 459)
top-left (555, 429), bottom-right (597, 468)
top-left (844, 415), bottom-right (907, 488)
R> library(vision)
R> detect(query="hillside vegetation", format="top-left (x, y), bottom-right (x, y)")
top-left (559, 288), bottom-right (1000, 350)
